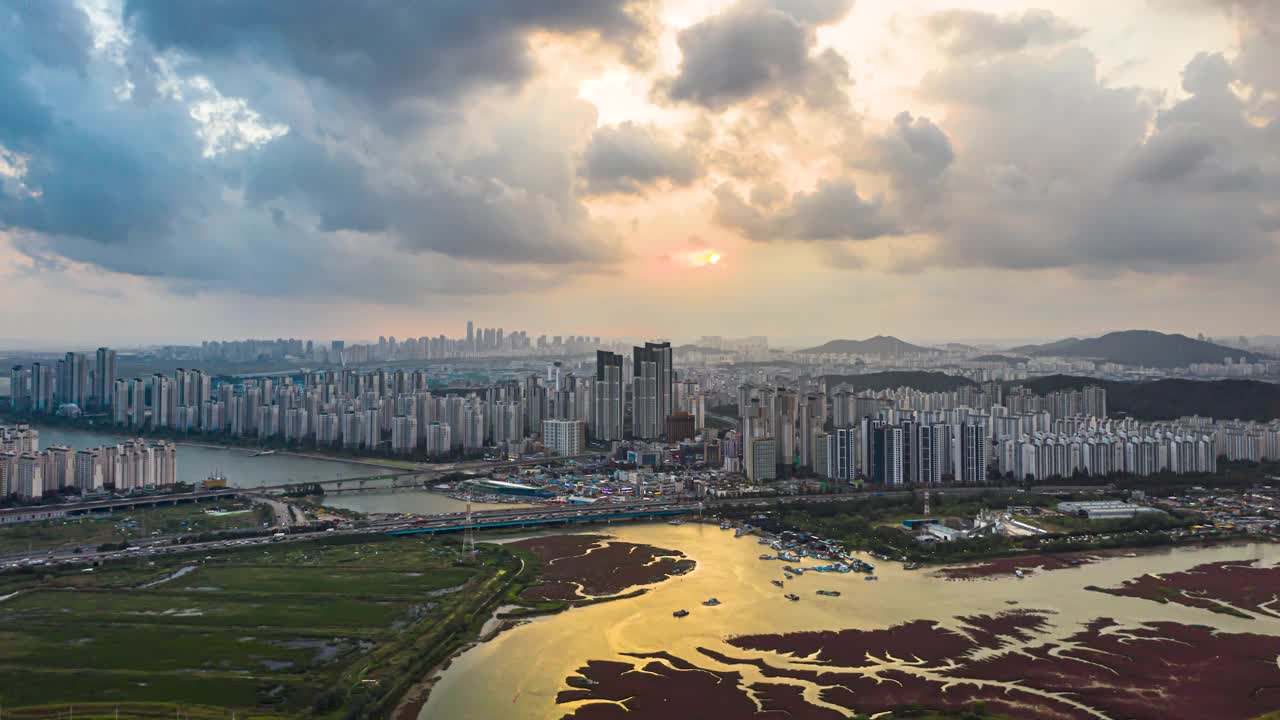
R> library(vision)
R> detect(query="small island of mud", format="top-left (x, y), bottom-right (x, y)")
top-left (555, 609), bottom-right (1280, 720)
top-left (934, 552), bottom-right (1104, 579)
top-left (511, 534), bottom-right (695, 601)
top-left (1089, 558), bottom-right (1280, 618)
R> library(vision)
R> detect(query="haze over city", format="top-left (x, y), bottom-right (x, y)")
top-left (2, 0), bottom-right (1278, 346)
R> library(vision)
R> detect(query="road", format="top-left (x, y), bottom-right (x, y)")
top-left (0, 484), bottom-right (1112, 572)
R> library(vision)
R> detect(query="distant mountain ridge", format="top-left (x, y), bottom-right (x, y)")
top-left (800, 335), bottom-right (935, 356)
top-left (1010, 330), bottom-right (1266, 368)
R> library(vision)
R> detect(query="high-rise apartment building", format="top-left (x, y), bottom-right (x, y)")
top-left (543, 419), bottom-right (586, 456)
top-left (593, 351), bottom-right (624, 441)
top-left (95, 347), bottom-right (117, 409)
top-left (631, 342), bottom-right (672, 439)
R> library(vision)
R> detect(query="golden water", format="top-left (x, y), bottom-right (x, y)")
top-left (421, 523), bottom-right (1280, 719)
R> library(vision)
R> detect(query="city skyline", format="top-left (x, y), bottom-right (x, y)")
top-left (2, 0), bottom-right (1278, 344)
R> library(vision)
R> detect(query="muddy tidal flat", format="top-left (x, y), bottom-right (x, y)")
top-left (421, 525), bottom-right (1280, 720)
top-left (512, 534), bottom-right (695, 601)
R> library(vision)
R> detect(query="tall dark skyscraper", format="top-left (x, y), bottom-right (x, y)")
top-left (466, 320), bottom-right (474, 352)
top-left (95, 347), bottom-right (117, 409)
top-left (593, 350), bottom-right (624, 441)
top-left (631, 342), bottom-right (672, 439)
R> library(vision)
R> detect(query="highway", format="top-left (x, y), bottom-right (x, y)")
top-left (0, 484), bottom-right (1111, 572)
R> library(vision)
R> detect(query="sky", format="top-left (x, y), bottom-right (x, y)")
top-left (0, 0), bottom-right (1277, 348)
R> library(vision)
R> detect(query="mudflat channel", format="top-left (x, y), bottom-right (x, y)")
top-left (422, 522), bottom-right (1280, 720)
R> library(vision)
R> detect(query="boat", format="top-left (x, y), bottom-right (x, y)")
top-left (702, 598), bottom-right (721, 606)
top-left (719, 521), bottom-right (732, 530)
top-left (771, 579), bottom-right (784, 588)
top-left (668, 519), bottom-right (685, 526)
top-left (784, 573), bottom-right (794, 580)
top-left (673, 609), bottom-right (690, 618)
top-left (734, 527), bottom-right (750, 538)
top-left (816, 590), bottom-right (841, 597)
top-left (759, 554), bottom-right (776, 561)
top-left (784, 593), bottom-right (800, 601)
top-left (1015, 568), bottom-right (1025, 579)
top-left (904, 562), bottom-right (922, 571)
top-left (864, 575), bottom-right (879, 582)
top-left (250, 450), bottom-right (276, 457)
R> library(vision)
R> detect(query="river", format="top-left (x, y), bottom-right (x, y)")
top-left (421, 523), bottom-right (1280, 719)
top-left (25, 425), bottom-right (519, 516)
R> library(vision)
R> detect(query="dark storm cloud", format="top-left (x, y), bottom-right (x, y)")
top-left (0, 0), bottom-right (624, 304)
top-left (124, 0), bottom-right (657, 103)
top-left (0, 0), bottom-right (94, 73)
top-left (715, 179), bottom-right (898, 242)
top-left (861, 112), bottom-right (954, 194)
top-left (580, 122), bottom-right (702, 195)
top-left (924, 9), bottom-right (1083, 56)
top-left (660, 2), bottom-right (849, 108)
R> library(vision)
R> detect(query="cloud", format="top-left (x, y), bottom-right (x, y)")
top-left (908, 46), bottom-right (1278, 272)
top-left (0, 0), bottom-right (94, 73)
top-left (715, 179), bottom-right (898, 242)
top-left (580, 122), bottom-right (702, 195)
top-left (124, 0), bottom-right (658, 104)
top-left (761, 0), bottom-right (855, 26)
top-left (859, 111), bottom-right (954, 196)
top-left (0, 0), bottom-right (624, 307)
top-left (924, 9), bottom-right (1083, 56)
top-left (659, 2), bottom-right (849, 109)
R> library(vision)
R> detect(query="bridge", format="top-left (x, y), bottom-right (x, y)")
top-left (248, 453), bottom-right (603, 495)
top-left (0, 489), bottom-right (240, 526)
top-left (384, 501), bottom-right (701, 535)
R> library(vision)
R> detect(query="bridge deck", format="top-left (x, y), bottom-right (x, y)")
top-left (385, 507), bottom-right (694, 535)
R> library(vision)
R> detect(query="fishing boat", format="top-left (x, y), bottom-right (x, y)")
top-left (771, 579), bottom-right (784, 588)
top-left (904, 562), bottom-right (922, 571)
top-left (1015, 568), bottom-right (1025, 579)
top-left (784, 593), bottom-right (800, 602)
top-left (720, 521), bottom-right (732, 530)
top-left (864, 575), bottom-right (879, 582)
top-left (734, 527), bottom-right (750, 538)
top-left (816, 590), bottom-right (841, 597)
top-left (759, 554), bottom-right (776, 561)
top-left (702, 598), bottom-right (721, 606)
top-left (784, 573), bottom-right (794, 580)
top-left (673, 609), bottom-right (690, 618)
top-left (668, 519), bottom-right (685, 526)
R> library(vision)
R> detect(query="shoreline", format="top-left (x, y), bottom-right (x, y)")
top-left (19, 420), bottom-right (422, 470)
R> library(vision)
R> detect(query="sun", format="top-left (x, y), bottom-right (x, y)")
top-left (685, 249), bottom-right (724, 268)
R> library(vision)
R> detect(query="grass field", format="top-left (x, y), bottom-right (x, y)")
top-left (0, 500), bottom-right (273, 554)
top-left (0, 533), bottom-right (525, 719)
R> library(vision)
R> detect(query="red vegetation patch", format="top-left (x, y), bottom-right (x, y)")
top-left (1090, 559), bottom-right (1280, 618)
top-left (935, 552), bottom-right (1099, 579)
top-left (512, 534), bottom-right (695, 602)
top-left (558, 610), bottom-right (1280, 720)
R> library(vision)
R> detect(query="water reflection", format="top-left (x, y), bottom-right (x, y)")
top-left (423, 523), bottom-right (1280, 719)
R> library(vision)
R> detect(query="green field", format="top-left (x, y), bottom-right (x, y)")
top-left (0, 501), bottom-right (273, 554)
top-left (0, 534), bottom-right (527, 719)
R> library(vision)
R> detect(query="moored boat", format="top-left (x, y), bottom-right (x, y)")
top-left (673, 609), bottom-right (690, 618)
top-left (816, 590), bottom-right (841, 597)
top-left (784, 593), bottom-right (800, 601)
top-left (771, 579), bottom-right (784, 588)
top-left (702, 597), bottom-right (721, 606)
